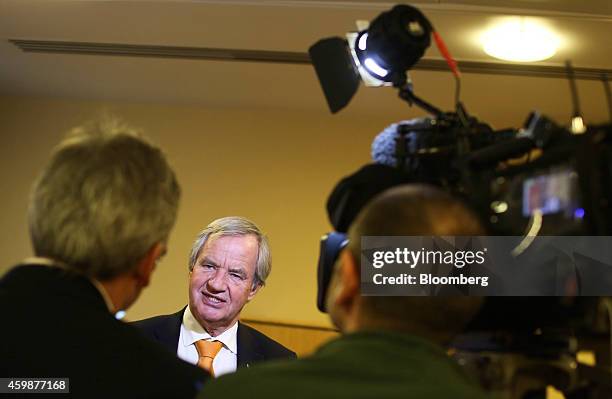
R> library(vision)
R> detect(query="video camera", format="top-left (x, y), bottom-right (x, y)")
top-left (310, 4), bottom-right (612, 398)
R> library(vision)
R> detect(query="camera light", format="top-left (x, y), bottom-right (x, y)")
top-left (482, 18), bottom-right (560, 62)
top-left (115, 310), bottom-right (126, 320)
top-left (364, 58), bottom-right (389, 77)
top-left (309, 4), bottom-right (432, 112)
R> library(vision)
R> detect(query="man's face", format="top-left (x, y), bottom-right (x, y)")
top-left (189, 234), bottom-right (261, 334)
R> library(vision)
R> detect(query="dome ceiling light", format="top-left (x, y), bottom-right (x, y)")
top-left (482, 18), bottom-right (561, 63)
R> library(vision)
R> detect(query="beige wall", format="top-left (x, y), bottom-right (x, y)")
top-left (0, 95), bottom-right (396, 327)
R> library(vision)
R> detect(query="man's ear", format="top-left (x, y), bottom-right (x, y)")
top-left (247, 281), bottom-right (262, 302)
top-left (335, 249), bottom-right (360, 307)
top-left (134, 242), bottom-right (164, 288)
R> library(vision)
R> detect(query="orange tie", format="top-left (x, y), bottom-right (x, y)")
top-left (194, 340), bottom-right (223, 376)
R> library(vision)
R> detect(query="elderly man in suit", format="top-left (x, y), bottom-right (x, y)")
top-left (0, 119), bottom-right (206, 398)
top-left (135, 216), bottom-right (295, 376)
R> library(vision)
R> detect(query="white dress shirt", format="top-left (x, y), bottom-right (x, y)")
top-left (177, 306), bottom-right (238, 376)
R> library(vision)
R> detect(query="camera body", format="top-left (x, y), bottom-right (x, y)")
top-left (377, 112), bottom-right (612, 236)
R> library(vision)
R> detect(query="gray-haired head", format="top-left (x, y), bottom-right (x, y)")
top-left (189, 216), bottom-right (271, 286)
top-left (28, 118), bottom-right (181, 280)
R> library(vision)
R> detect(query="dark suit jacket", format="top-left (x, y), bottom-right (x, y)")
top-left (0, 265), bottom-right (207, 399)
top-left (133, 308), bottom-right (296, 368)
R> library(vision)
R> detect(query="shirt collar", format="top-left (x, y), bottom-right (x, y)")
top-left (182, 306), bottom-right (238, 354)
top-left (22, 256), bottom-right (67, 268)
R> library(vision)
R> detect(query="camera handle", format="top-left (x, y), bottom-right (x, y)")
top-left (392, 72), bottom-right (445, 118)
top-left (393, 72), bottom-right (472, 130)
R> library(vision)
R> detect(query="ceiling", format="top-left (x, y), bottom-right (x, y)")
top-left (1, 0), bottom-right (611, 125)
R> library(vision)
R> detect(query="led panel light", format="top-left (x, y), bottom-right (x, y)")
top-left (483, 19), bottom-right (560, 62)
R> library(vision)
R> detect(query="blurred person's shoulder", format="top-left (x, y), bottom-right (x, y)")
top-left (0, 264), bottom-right (207, 398)
top-left (201, 331), bottom-right (492, 399)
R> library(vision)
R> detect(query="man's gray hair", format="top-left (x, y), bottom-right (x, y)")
top-left (28, 118), bottom-right (181, 280)
top-left (188, 216), bottom-right (271, 286)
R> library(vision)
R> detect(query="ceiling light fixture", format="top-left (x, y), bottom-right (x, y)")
top-left (482, 18), bottom-right (560, 63)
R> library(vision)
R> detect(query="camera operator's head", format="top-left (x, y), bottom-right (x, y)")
top-left (325, 184), bottom-right (485, 344)
top-left (28, 118), bottom-right (180, 311)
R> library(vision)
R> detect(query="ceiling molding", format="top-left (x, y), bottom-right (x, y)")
top-left (10, 39), bottom-right (612, 81)
top-left (125, 1), bottom-right (612, 20)
top-left (10, 39), bottom-right (309, 64)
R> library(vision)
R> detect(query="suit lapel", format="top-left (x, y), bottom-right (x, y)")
top-left (236, 321), bottom-right (264, 369)
top-left (154, 308), bottom-right (185, 353)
